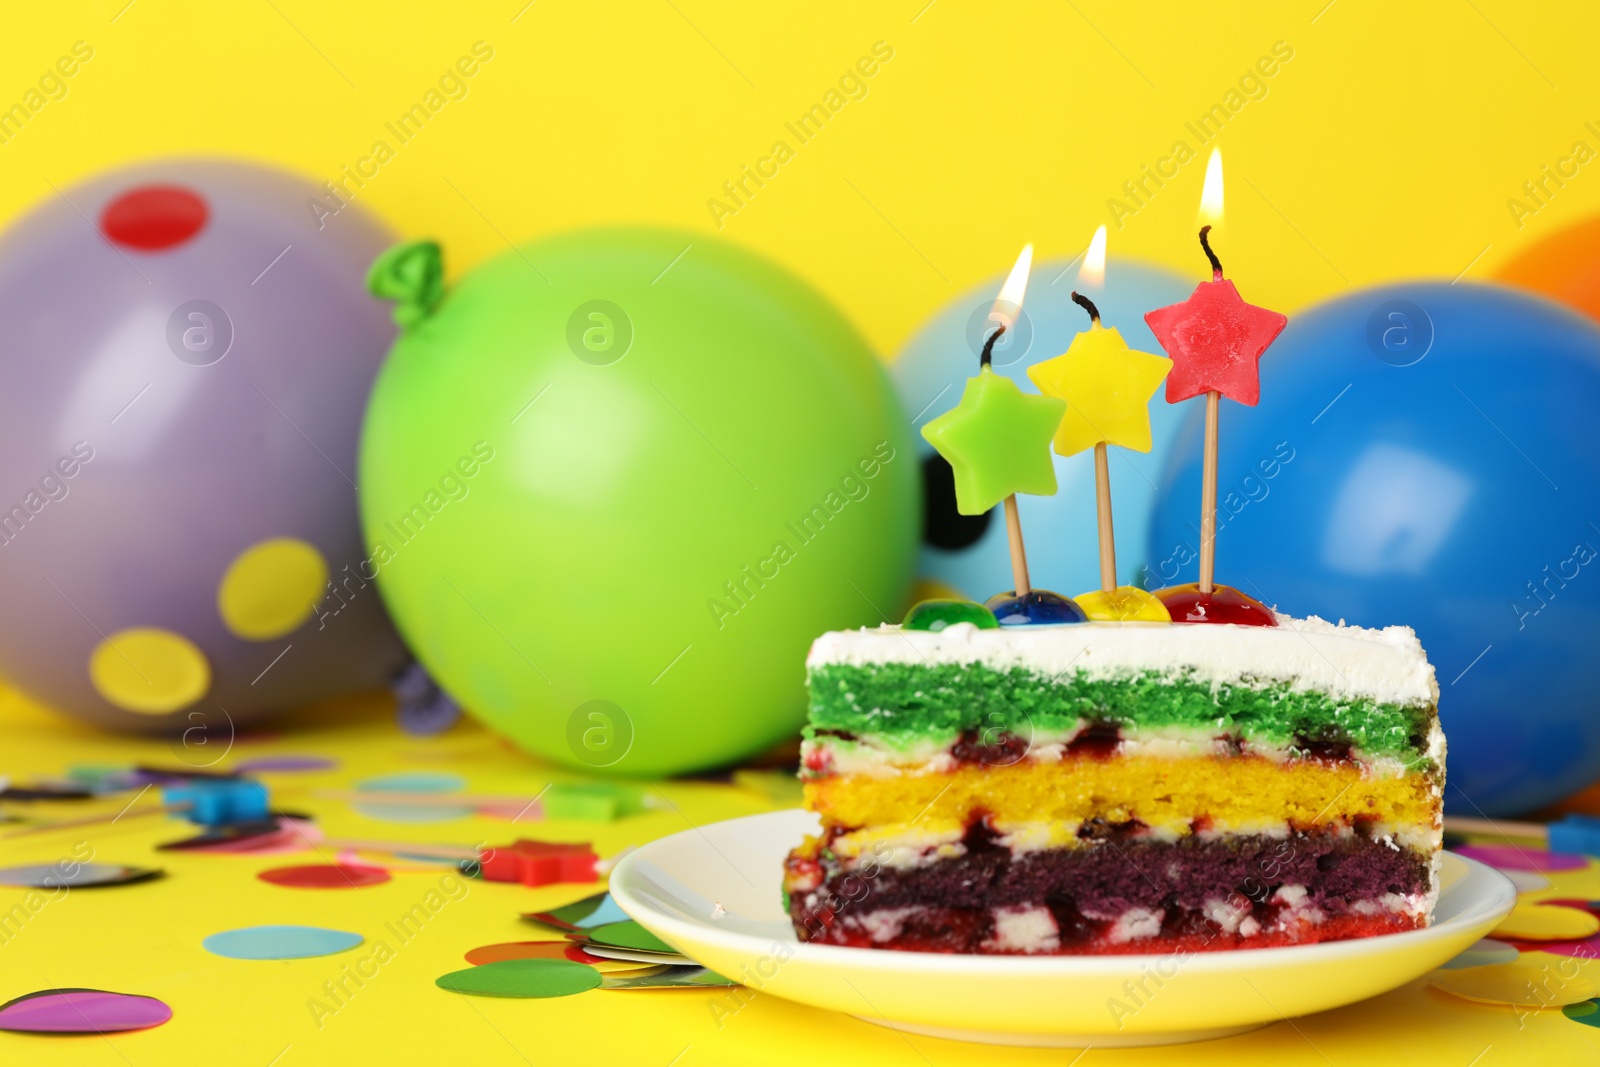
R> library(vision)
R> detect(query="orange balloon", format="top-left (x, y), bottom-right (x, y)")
top-left (1497, 214), bottom-right (1600, 321)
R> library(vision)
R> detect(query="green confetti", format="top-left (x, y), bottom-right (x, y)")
top-left (436, 959), bottom-right (602, 998)
top-left (582, 921), bottom-right (675, 954)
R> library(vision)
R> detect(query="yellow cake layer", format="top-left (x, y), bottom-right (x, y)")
top-left (805, 755), bottom-right (1439, 842)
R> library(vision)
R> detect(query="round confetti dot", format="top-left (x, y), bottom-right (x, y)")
top-left (465, 941), bottom-right (593, 966)
top-left (203, 925), bottom-right (363, 960)
top-left (1438, 938), bottom-right (1521, 970)
top-left (1431, 961), bottom-right (1600, 1007)
top-left (257, 863), bottom-right (391, 889)
top-left (1565, 998), bottom-right (1600, 1026)
top-left (233, 755), bottom-right (339, 774)
top-left (218, 538), bottom-right (329, 640)
top-left (0, 989), bottom-right (172, 1034)
top-left (1492, 903), bottom-right (1600, 942)
top-left (354, 771), bottom-right (471, 824)
top-left (436, 959), bottom-right (602, 998)
top-left (0, 863), bottom-right (163, 889)
top-left (88, 627), bottom-right (210, 714)
top-left (99, 185), bottom-right (207, 250)
top-left (1453, 844), bottom-right (1589, 872)
top-left (582, 921), bottom-right (675, 954)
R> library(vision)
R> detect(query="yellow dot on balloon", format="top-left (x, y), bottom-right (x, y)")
top-left (89, 628), bottom-right (211, 715)
top-left (1430, 959), bottom-right (1599, 1008)
top-left (217, 538), bottom-right (328, 640)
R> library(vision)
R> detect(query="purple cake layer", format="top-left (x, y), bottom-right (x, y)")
top-left (788, 823), bottom-right (1431, 954)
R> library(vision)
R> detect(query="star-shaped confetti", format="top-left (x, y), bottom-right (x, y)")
top-left (1143, 278), bottom-right (1288, 405)
top-left (920, 368), bottom-right (1066, 515)
top-left (1026, 326), bottom-right (1171, 456)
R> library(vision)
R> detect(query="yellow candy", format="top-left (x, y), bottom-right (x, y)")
top-left (1026, 325), bottom-right (1171, 457)
top-left (1430, 960), bottom-right (1600, 1008)
top-left (1074, 586), bottom-right (1171, 622)
top-left (1491, 903), bottom-right (1600, 941)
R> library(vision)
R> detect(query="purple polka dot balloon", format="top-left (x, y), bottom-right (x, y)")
top-left (0, 159), bottom-right (408, 736)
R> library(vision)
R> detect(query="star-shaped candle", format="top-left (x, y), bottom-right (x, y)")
top-left (1143, 152), bottom-right (1287, 625)
top-left (1027, 227), bottom-right (1172, 621)
top-left (921, 245), bottom-right (1081, 622)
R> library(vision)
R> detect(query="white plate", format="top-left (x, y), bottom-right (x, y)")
top-left (610, 809), bottom-right (1517, 1047)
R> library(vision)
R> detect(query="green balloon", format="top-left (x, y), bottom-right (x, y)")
top-left (359, 229), bottom-right (918, 775)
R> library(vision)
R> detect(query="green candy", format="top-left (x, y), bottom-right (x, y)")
top-left (436, 959), bottom-right (603, 998)
top-left (359, 229), bottom-right (918, 776)
top-left (902, 599), bottom-right (999, 632)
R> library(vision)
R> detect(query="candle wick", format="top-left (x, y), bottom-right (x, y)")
top-left (980, 324), bottom-right (1006, 368)
top-left (1070, 291), bottom-right (1101, 326)
top-left (1199, 225), bottom-right (1224, 279)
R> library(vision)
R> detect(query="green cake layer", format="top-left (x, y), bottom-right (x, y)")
top-left (807, 662), bottom-right (1434, 765)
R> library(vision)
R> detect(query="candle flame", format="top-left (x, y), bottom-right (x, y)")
top-left (1079, 225), bottom-right (1107, 289)
top-left (989, 243), bottom-right (1033, 334)
top-left (1198, 148), bottom-right (1224, 228)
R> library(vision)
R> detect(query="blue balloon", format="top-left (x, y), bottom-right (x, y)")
top-left (893, 258), bottom-right (1194, 602)
top-left (1147, 282), bottom-right (1600, 816)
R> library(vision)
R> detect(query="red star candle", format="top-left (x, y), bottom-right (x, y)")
top-left (1143, 152), bottom-right (1287, 625)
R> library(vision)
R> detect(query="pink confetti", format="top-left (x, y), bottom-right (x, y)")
top-left (1454, 844), bottom-right (1589, 872)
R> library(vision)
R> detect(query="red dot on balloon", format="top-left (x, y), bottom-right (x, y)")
top-left (99, 185), bottom-right (208, 251)
top-left (257, 863), bottom-right (391, 889)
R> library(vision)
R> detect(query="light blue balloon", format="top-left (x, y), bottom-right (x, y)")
top-left (892, 257), bottom-right (1195, 601)
top-left (1148, 282), bottom-right (1600, 816)
top-left (203, 925), bottom-right (363, 960)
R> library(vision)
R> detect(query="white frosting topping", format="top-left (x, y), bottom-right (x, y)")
top-left (806, 612), bottom-right (1439, 707)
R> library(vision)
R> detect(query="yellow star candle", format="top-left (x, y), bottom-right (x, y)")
top-left (921, 245), bottom-right (1066, 601)
top-left (1027, 229), bottom-right (1172, 622)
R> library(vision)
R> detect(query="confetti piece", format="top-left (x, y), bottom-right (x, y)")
top-left (1454, 844), bottom-right (1588, 873)
top-left (1502, 899), bottom-right (1600, 959)
top-left (1430, 961), bottom-right (1600, 1008)
top-left (460, 941), bottom-right (647, 974)
top-left (479, 838), bottom-right (597, 886)
top-left (1492, 903), bottom-right (1600, 942)
top-left (354, 772), bottom-right (472, 824)
top-left (600, 966), bottom-right (738, 990)
top-left (542, 782), bottom-right (646, 822)
top-left (203, 925), bottom-right (363, 960)
top-left (0, 989), bottom-right (172, 1033)
top-left (0, 863), bottom-right (163, 889)
top-left (258, 863), bottom-right (391, 889)
top-left (436, 958), bottom-right (603, 998)
top-left (160, 820), bottom-right (284, 851)
top-left (233, 756), bottom-right (338, 773)
top-left (1438, 938), bottom-right (1521, 970)
top-left (1566, 998), bottom-right (1600, 1026)
top-left (523, 892), bottom-right (629, 932)
top-left (581, 921), bottom-right (675, 954)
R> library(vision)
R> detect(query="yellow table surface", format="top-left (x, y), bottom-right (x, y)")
top-left (3, 685), bottom-right (1598, 1066)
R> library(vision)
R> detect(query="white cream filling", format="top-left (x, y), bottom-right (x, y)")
top-left (807, 612), bottom-right (1438, 708)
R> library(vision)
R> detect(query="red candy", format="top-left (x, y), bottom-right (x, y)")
top-left (1144, 278), bottom-right (1288, 406)
top-left (478, 839), bottom-right (598, 887)
top-left (1154, 584), bottom-right (1277, 627)
top-left (99, 185), bottom-right (208, 251)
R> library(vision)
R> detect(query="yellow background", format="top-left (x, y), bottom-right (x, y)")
top-left (6, 1), bottom-right (1599, 358)
top-left (6, 2), bottom-right (1600, 1064)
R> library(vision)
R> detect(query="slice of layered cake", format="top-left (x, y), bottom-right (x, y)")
top-left (784, 613), bottom-right (1444, 954)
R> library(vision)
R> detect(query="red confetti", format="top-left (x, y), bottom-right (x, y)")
top-left (257, 863), bottom-right (391, 889)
